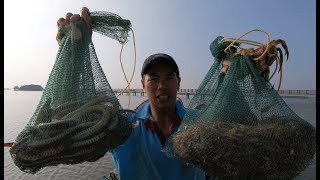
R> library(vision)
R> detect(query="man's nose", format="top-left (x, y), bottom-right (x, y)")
top-left (157, 78), bottom-right (168, 89)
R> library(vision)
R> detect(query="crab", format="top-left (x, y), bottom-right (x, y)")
top-left (233, 39), bottom-right (289, 90)
top-left (254, 39), bottom-right (289, 76)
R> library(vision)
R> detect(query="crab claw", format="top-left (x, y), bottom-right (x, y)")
top-left (277, 39), bottom-right (289, 60)
top-left (277, 47), bottom-right (283, 73)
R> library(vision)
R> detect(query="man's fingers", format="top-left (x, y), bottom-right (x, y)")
top-left (81, 7), bottom-right (90, 14)
top-left (65, 13), bottom-right (73, 25)
top-left (223, 59), bottom-right (231, 65)
top-left (221, 59), bottom-right (232, 74)
top-left (80, 7), bottom-right (93, 33)
top-left (70, 14), bottom-right (81, 24)
top-left (57, 18), bottom-right (66, 27)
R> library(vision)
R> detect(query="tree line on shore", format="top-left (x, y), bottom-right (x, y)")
top-left (11, 84), bottom-right (44, 91)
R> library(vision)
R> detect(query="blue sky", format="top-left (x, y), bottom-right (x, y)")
top-left (4, 0), bottom-right (316, 90)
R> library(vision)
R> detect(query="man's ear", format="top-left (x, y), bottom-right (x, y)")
top-left (177, 77), bottom-right (181, 90)
top-left (141, 78), bottom-right (145, 89)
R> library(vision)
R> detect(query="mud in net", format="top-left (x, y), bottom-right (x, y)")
top-left (164, 29), bottom-right (316, 179)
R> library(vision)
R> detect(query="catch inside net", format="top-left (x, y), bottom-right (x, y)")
top-left (164, 29), bottom-right (316, 179)
top-left (9, 11), bottom-right (133, 174)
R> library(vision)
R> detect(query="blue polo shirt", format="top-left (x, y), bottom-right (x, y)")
top-left (110, 99), bottom-right (206, 180)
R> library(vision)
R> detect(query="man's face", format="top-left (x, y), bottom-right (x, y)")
top-left (141, 63), bottom-right (180, 110)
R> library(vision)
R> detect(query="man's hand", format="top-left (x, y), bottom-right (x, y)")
top-left (221, 59), bottom-right (231, 74)
top-left (56, 7), bottom-right (93, 44)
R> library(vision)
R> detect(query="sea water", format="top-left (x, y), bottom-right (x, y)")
top-left (4, 91), bottom-right (316, 180)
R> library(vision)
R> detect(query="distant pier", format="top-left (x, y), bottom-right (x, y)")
top-left (113, 89), bottom-right (316, 99)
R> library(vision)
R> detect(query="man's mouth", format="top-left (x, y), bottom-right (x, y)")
top-left (157, 95), bottom-right (169, 100)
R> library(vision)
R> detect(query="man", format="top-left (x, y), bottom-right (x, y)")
top-left (57, 7), bottom-right (234, 179)
top-left (109, 53), bottom-right (206, 179)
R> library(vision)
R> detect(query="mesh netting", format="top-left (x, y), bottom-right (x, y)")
top-left (9, 11), bottom-right (132, 174)
top-left (164, 35), bottom-right (316, 179)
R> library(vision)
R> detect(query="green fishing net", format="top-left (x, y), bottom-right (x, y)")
top-left (10, 11), bottom-right (133, 174)
top-left (164, 36), bottom-right (316, 179)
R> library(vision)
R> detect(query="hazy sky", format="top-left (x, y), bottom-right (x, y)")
top-left (4, 0), bottom-right (316, 90)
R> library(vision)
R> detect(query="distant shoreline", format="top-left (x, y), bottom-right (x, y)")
top-left (279, 94), bottom-right (316, 98)
top-left (10, 84), bottom-right (44, 91)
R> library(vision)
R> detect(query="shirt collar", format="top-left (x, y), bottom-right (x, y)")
top-left (135, 99), bottom-right (186, 121)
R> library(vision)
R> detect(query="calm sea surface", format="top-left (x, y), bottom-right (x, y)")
top-left (4, 91), bottom-right (316, 180)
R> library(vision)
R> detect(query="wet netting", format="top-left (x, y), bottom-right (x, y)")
top-left (9, 11), bottom-right (133, 174)
top-left (164, 29), bottom-right (316, 179)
